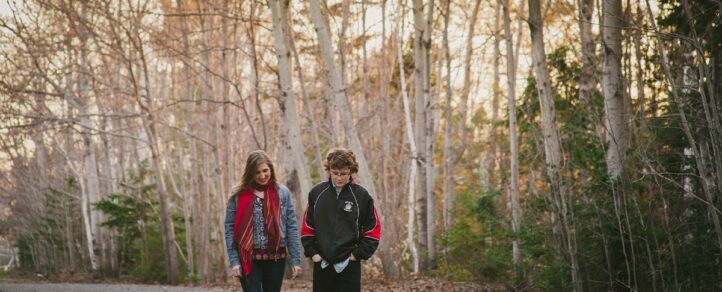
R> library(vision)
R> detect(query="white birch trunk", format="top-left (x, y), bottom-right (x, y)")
top-left (528, 0), bottom-right (580, 289)
top-left (442, 0), bottom-right (454, 233)
top-left (500, 0), bottom-right (522, 267)
top-left (76, 21), bottom-right (101, 271)
top-left (602, 0), bottom-right (628, 179)
top-left (286, 6), bottom-right (325, 177)
top-left (459, 0), bottom-right (482, 153)
top-left (423, 0), bottom-right (437, 267)
top-left (411, 0), bottom-right (429, 268)
top-left (81, 119), bottom-right (101, 258)
top-left (397, 0), bottom-right (420, 272)
top-left (174, 0), bottom-right (195, 275)
top-left (578, 0), bottom-right (596, 105)
top-left (136, 74), bottom-right (179, 285)
top-left (269, 0), bottom-right (312, 200)
top-left (55, 132), bottom-right (98, 271)
top-left (487, 1), bottom-right (502, 189)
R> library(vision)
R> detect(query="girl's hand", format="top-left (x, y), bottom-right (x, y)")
top-left (311, 254), bottom-right (322, 262)
top-left (231, 265), bottom-right (241, 277)
top-left (291, 266), bottom-right (302, 278)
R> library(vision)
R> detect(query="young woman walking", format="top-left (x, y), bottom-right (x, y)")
top-left (224, 150), bottom-right (302, 292)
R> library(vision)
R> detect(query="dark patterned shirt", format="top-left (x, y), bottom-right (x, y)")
top-left (252, 196), bottom-right (268, 249)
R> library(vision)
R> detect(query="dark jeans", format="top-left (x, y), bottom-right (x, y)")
top-left (240, 259), bottom-right (286, 292)
top-left (312, 260), bottom-right (361, 292)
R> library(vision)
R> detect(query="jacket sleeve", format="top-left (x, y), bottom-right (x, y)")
top-left (300, 191), bottom-right (319, 257)
top-left (224, 196), bottom-right (240, 267)
top-left (282, 188), bottom-right (302, 267)
top-left (352, 198), bottom-right (381, 260)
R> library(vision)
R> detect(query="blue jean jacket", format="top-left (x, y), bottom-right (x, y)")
top-left (224, 184), bottom-right (302, 267)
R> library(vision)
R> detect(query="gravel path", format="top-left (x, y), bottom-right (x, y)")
top-left (0, 283), bottom-right (230, 292)
top-left (0, 280), bottom-right (312, 292)
top-left (0, 278), bottom-right (486, 291)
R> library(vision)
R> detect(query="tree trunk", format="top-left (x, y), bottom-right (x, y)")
top-left (246, 0), bottom-right (267, 151)
top-left (411, 0), bottom-right (429, 269)
top-left (396, 0), bottom-right (420, 273)
top-left (442, 0), bottom-right (454, 233)
top-left (71, 12), bottom-right (102, 272)
top-left (500, 0), bottom-right (522, 268)
top-left (633, 1), bottom-right (645, 127)
top-left (134, 54), bottom-right (179, 285)
top-left (528, 0), bottom-right (580, 289)
top-left (459, 0), bottom-right (482, 158)
top-left (55, 124), bottom-right (97, 272)
top-left (269, 0), bottom-right (312, 201)
top-left (174, 0), bottom-right (195, 276)
top-left (423, 0), bottom-right (437, 268)
top-left (579, 0), bottom-right (597, 105)
top-left (285, 4), bottom-right (325, 178)
top-left (487, 1), bottom-right (502, 190)
top-left (339, 0), bottom-right (351, 87)
top-left (602, 0), bottom-right (629, 180)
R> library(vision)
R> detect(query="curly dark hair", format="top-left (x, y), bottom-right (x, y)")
top-left (324, 148), bottom-right (359, 173)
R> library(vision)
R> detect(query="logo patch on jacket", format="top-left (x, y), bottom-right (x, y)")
top-left (344, 201), bottom-right (353, 212)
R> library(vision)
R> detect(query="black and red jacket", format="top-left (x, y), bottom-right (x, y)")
top-left (301, 178), bottom-right (381, 264)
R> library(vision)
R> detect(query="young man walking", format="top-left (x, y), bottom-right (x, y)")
top-left (301, 148), bottom-right (381, 292)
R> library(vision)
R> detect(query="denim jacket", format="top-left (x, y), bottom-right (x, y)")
top-left (224, 184), bottom-right (302, 267)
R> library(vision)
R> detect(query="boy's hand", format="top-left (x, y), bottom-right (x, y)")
top-left (312, 254), bottom-right (322, 262)
top-left (349, 254), bottom-right (357, 261)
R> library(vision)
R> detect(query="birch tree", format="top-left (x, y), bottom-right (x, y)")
top-left (528, 0), bottom-right (580, 289)
top-left (602, 0), bottom-right (628, 179)
top-left (442, 0), bottom-right (454, 232)
top-left (122, 6), bottom-right (180, 282)
top-left (487, 0), bottom-right (502, 189)
top-left (578, 0), bottom-right (596, 105)
top-left (412, 0), bottom-right (435, 269)
top-left (500, 0), bottom-right (522, 267)
top-left (268, 0), bottom-right (312, 201)
top-left (397, 0), bottom-right (420, 273)
top-left (422, 0), bottom-right (437, 268)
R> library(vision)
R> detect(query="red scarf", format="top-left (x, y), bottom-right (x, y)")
top-left (232, 185), bottom-right (282, 277)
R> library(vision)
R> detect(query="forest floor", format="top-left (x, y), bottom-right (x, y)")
top-left (0, 275), bottom-right (492, 291)
top-left (0, 280), bottom-right (490, 292)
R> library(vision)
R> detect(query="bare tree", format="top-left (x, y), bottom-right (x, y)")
top-left (602, 0), bottom-right (629, 179)
top-left (528, 0), bottom-right (580, 289)
top-left (500, 0), bottom-right (522, 268)
top-left (396, 0), bottom-right (420, 273)
top-left (268, 0), bottom-right (312, 201)
top-left (578, 0), bottom-right (597, 105)
top-left (644, 0), bottom-right (722, 257)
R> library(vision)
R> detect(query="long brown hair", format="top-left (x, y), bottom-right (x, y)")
top-left (232, 150), bottom-right (277, 195)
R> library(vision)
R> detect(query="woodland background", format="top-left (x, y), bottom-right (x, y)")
top-left (1, 0), bottom-right (721, 291)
